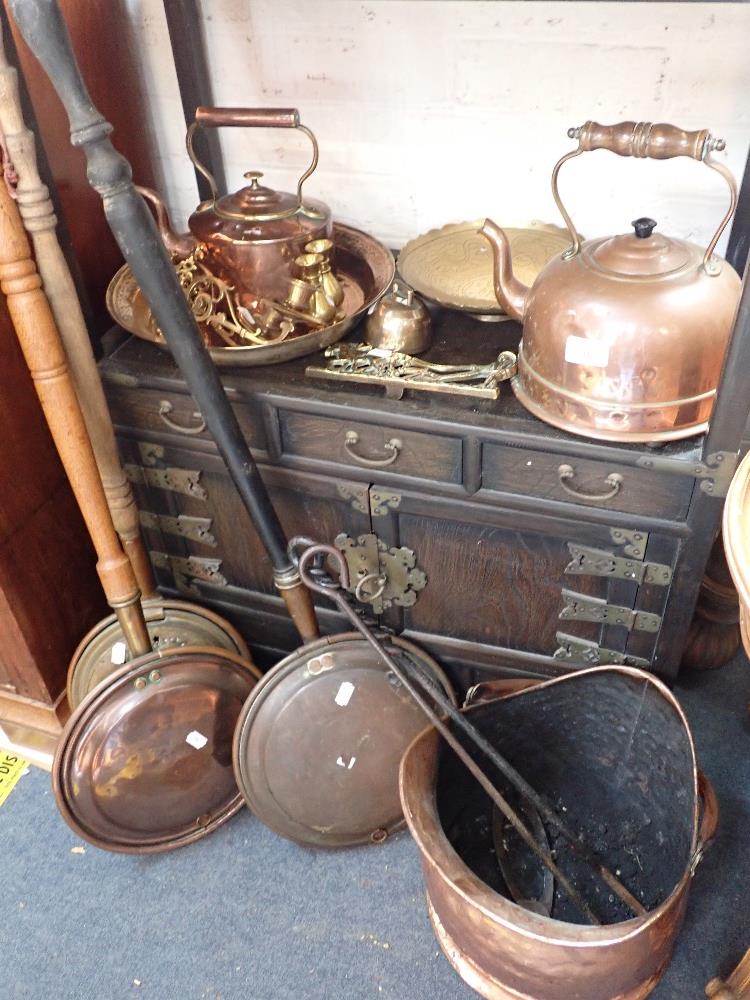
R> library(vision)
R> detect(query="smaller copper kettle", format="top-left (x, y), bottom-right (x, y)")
top-left (137, 107), bottom-right (332, 308)
top-left (481, 121), bottom-right (741, 443)
top-left (365, 280), bottom-right (432, 354)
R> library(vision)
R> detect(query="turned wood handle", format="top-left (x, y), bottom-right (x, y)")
top-left (8, 0), bottom-right (319, 643)
top-left (194, 107), bottom-right (300, 128)
top-left (0, 22), bottom-right (157, 598)
top-left (0, 164), bottom-right (150, 655)
top-left (576, 121), bottom-right (714, 159)
top-left (707, 948), bottom-right (750, 998)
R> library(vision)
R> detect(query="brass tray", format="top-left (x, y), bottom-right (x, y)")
top-left (106, 223), bottom-right (394, 367)
top-left (397, 220), bottom-right (572, 318)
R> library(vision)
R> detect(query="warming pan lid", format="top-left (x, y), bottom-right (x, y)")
top-left (232, 632), bottom-right (455, 848)
top-left (53, 646), bottom-right (257, 853)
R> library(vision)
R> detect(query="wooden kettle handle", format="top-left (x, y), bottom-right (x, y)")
top-left (0, 24), bottom-right (157, 598)
top-left (0, 170), bottom-right (151, 656)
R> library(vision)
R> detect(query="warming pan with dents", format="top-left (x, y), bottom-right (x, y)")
top-left (723, 449), bottom-right (750, 657)
top-left (232, 631), bottom-right (456, 848)
top-left (399, 668), bottom-right (718, 1000)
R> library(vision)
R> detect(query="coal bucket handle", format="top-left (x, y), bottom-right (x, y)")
top-left (298, 543), bottom-right (351, 598)
top-left (691, 770), bottom-right (720, 875)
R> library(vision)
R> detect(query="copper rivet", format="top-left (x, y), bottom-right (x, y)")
top-left (149, 670), bottom-right (161, 683)
top-left (371, 828), bottom-right (388, 844)
top-left (134, 677), bottom-right (146, 690)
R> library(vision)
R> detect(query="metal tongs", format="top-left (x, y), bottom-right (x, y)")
top-left (324, 342), bottom-right (516, 388)
top-left (298, 543), bottom-right (647, 926)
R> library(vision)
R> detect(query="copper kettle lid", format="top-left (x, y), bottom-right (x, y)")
top-left (587, 217), bottom-right (692, 277)
top-left (232, 631), bottom-right (456, 848)
top-left (53, 647), bottom-right (257, 854)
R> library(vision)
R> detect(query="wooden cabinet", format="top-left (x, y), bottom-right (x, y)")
top-left (100, 309), bottom-right (747, 690)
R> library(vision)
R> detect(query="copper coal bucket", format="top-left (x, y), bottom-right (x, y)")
top-left (399, 668), bottom-right (718, 1000)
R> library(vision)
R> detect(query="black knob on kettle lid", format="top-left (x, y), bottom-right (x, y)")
top-left (632, 217), bottom-right (657, 239)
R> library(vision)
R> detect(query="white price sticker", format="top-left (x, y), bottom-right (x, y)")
top-left (111, 641), bottom-right (127, 665)
top-left (185, 730), bottom-right (208, 750)
top-left (334, 681), bottom-right (355, 707)
top-left (564, 335), bottom-right (610, 368)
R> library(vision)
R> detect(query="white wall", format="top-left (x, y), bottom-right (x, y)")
top-left (125, 1), bottom-right (750, 255)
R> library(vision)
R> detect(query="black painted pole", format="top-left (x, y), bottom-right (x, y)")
top-left (10, 0), bottom-right (319, 642)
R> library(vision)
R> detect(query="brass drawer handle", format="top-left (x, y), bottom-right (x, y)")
top-left (158, 400), bottom-right (206, 435)
top-left (344, 430), bottom-right (402, 467)
top-left (557, 463), bottom-right (623, 502)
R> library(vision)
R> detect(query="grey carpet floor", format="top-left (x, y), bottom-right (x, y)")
top-left (4, 655), bottom-right (750, 1000)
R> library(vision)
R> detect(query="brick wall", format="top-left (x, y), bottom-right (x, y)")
top-left (126, 0), bottom-right (750, 253)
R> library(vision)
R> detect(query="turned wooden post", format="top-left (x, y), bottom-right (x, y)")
top-left (0, 20), bottom-right (157, 598)
top-left (0, 165), bottom-right (151, 656)
top-left (707, 949), bottom-right (750, 999)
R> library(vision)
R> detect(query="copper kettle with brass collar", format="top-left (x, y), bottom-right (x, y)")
top-left (481, 121), bottom-right (741, 443)
top-left (137, 107), bottom-right (332, 309)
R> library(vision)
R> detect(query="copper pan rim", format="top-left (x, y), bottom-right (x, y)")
top-left (399, 666), bottom-right (700, 946)
top-left (66, 597), bottom-right (252, 708)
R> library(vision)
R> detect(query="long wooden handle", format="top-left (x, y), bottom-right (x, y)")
top-left (0, 165), bottom-right (151, 656)
top-left (0, 24), bottom-right (157, 598)
top-left (9, 0), bottom-right (319, 643)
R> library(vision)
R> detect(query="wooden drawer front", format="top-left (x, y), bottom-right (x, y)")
top-left (482, 444), bottom-right (691, 518)
top-left (278, 410), bottom-right (462, 483)
top-left (106, 386), bottom-right (266, 451)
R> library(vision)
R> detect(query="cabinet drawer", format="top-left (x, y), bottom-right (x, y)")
top-left (106, 386), bottom-right (266, 451)
top-left (482, 443), bottom-right (691, 518)
top-left (278, 410), bottom-right (463, 483)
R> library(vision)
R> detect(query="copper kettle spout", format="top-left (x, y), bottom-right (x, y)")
top-left (136, 185), bottom-right (196, 258)
top-left (480, 218), bottom-right (529, 322)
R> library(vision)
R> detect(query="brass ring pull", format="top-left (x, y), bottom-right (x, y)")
top-left (158, 400), bottom-right (206, 436)
top-left (343, 430), bottom-right (402, 468)
top-left (354, 572), bottom-right (387, 604)
top-left (557, 464), bottom-right (623, 502)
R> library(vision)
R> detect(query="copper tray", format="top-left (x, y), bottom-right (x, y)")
top-left (106, 223), bottom-right (394, 367)
top-left (397, 220), bottom-right (572, 318)
top-left (53, 646), bottom-right (257, 853)
top-left (232, 632), bottom-right (456, 849)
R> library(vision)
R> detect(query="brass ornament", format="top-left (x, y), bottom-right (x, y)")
top-left (307, 343), bottom-right (517, 400)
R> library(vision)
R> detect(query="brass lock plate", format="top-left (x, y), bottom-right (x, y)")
top-left (334, 532), bottom-right (426, 614)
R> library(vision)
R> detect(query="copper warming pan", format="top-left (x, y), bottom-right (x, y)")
top-left (400, 669), bottom-right (718, 1000)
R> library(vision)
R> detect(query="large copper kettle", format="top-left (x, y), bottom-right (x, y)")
top-left (138, 107), bottom-right (332, 308)
top-left (481, 121), bottom-right (741, 442)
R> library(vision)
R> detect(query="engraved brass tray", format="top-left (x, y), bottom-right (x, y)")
top-left (106, 223), bottom-right (394, 367)
top-left (397, 220), bottom-right (572, 317)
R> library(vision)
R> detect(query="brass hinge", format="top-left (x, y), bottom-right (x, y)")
top-left (559, 589), bottom-right (661, 632)
top-left (140, 511), bottom-right (216, 547)
top-left (565, 544), bottom-right (672, 586)
top-left (553, 632), bottom-right (650, 668)
top-left (336, 483), bottom-right (370, 515)
top-left (150, 551), bottom-right (227, 594)
top-left (334, 532), bottom-right (426, 614)
top-left (609, 528), bottom-right (648, 561)
top-left (369, 488), bottom-right (401, 517)
top-left (635, 449), bottom-right (737, 498)
top-left (125, 463), bottom-right (207, 500)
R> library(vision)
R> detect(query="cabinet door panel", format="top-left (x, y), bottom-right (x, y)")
top-left (395, 513), bottom-right (604, 654)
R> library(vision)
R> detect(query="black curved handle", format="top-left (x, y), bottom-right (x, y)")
top-left (9, 0), bottom-right (308, 603)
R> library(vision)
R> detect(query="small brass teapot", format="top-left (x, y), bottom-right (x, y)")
top-left (481, 121), bottom-right (741, 442)
top-left (138, 107), bottom-right (332, 309)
